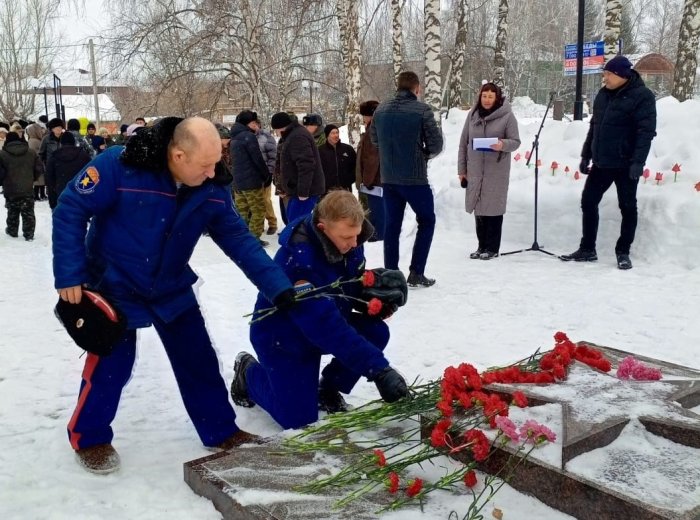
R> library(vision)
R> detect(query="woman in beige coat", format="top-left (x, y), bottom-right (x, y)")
top-left (458, 83), bottom-right (520, 259)
top-left (25, 122), bottom-right (47, 200)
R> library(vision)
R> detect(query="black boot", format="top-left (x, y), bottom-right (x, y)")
top-left (318, 378), bottom-right (348, 414)
top-left (407, 271), bottom-right (435, 287)
top-left (230, 352), bottom-right (258, 407)
top-left (560, 248), bottom-right (597, 262)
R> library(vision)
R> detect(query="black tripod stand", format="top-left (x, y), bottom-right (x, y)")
top-left (501, 92), bottom-right (556, 257)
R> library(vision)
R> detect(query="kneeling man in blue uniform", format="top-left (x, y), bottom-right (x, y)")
top-left (52, 117), bottom-right (295, 474)
top-left (230, 190), bottom-right (410, 430)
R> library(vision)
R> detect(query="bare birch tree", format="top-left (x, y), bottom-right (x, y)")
top-left (424, 0), bottom-right (441, 120)
top-left (0, 0), bottom-right (59, 121)
top-left (391, 0), bottom-right (404, 84)
top-left (672, 0), bottom-right (700, 101)
top-left (448, 0), bottom-right (468, 109)
top-left (604, 0), bottom-right (624, 58)
top-left (493, 0), bottom-right (509, 88)
top-left (338, 0), bottom-right (362, 145)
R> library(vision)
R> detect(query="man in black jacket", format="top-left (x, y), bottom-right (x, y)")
top-left (318, 124), bottom-right (356, 193)
top-left (45, 132), bottom-right (91, 209)
top-left (561, 55), bottom-right (657, 270)
top-left (230, 110), bottom-right (271, 246)
top-left (270, 112), bottom-right (325, 222)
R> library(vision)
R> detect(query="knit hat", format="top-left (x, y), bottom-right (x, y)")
top-left (236, 110), bottom-right (258, 126)
top-left (359, 100), bottom-right (379, 116)
top-left (60, 131), bottom-right (75, 146)
top-left (54, 290), bottom-right (127, 356)
top-left (324, 124), bottom-right (338, 138)
top-left (67, 118), bottom-right (81, 131)
top-left (5, 131), bottom-right (20, 143)
top-left (39, 115), bottom-right (48, 124)
top-left (125, 123), bottom-right (142, 136)
top-left (87, 122), bottom-right (96, 131)
top-left (48, 117), bottom-right (64, 130)
top-left (302, 113), bottom-right (323, 127)
top-left (120, 123), bottom-right (129, 133)
top-left (0, 127), bottom-right (7, 134)
top-left (217, 126), bottom-right (231, 139)
top-left (270, 111), bottom-right (293, 130)
top-left (604, 55), bottom-right (633, 79)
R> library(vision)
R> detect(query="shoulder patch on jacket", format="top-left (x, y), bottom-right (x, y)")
top-left (75, 166), bottom-right (100, 194)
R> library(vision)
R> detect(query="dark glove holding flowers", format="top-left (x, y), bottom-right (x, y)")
top-left (579, 158), bottom-right (590, 174)
top-left (361, 268), bottom-right (408, 307)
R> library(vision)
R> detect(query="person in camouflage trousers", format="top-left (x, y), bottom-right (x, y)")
top-left (0, 132), bottom-right (42, 240)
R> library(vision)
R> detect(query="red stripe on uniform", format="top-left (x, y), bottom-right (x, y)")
top-left (67, 353), bottom-right (101, 450)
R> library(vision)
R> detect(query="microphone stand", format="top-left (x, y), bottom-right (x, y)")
top-left (501, 91), bottom-right (556, 257)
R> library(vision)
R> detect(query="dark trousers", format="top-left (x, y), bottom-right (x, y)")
top-left (5, 196), bottom-right (35, 239)
top-left (67, 306), bottom-right (238, 450)
top-left (383, 183), bottom-right (435, 275)
top-left (247, 314), bottom-right (390, 429)
top-left (580, 165), bottom-right (639, 255)
top-left (279, 195), bottom-right (289, 225)
top-left (366, 191), bottom-right (385, 241)
top-left (475, 215), bottom-right (504, 253)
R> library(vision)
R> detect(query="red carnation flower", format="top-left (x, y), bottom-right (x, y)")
top-left (362, 270), bottom-right (375, 287)
top-left (512, 391), bottom-right (528, 408)
top-left (464, 469), bottom-right (477, 488)
top-left (366, 298), bottom-right (383, 316)
top-left (387, 471), bottom-right (399, 493)
top-left (436, 399), bottom-right (454, 417)
top-left (406, 478), bottom-right (423, 497)
top-left (373, 449), bottom-right (386, 467)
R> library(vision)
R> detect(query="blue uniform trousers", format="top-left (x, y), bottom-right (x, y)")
top-left (67, 306), bottom-right (238, 450)
top-left (383, 183), bottom-right (435, 275)
top-left (246, 314), bottom-right (390, 429)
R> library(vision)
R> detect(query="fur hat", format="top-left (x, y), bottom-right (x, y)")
top-left (604, 55), bottom-right (633, 79)
top-left (236, 110), bottom-right (258, 126)
top-left (0, 127), bottom-right (7, 134)
top-left (270, 112), bottom-right (293, 130)
top-left (120, 116), bottom-right (183, 171)
top-left (302, 113), bottom-right (323, 127)
top-left (48, 118), bottom-right (64, 130)
top-left (54, 290), bottom-right (127, 356)
top-left (217, 126), bottom-right (231, 139)
top-left (324, 124), bottom-right (338, 138)
top-left (359, 100), bottom-right (379, 116)
top-left (10, 122), bottom-right (23, 133)
top-left (60, 131), bottom-right (75, 146)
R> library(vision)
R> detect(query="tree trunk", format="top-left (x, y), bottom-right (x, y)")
top-left (604, 0), bottom-right (623, 58)
top-left (672, 0), bottom-right (700, 102)
top-left (424, 0), bottom-right (441, 121)
top-left (339, 0), bottom-right (362, 146)
top-left (391, 0), bottom-right (404, 85)
top-left (493, 0), bottom-right (508, 88)
top-left (448, 0), bottom-right (468, 109)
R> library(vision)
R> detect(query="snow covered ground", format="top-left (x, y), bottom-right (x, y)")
top-left (1, 97), bottom-right (698, 519)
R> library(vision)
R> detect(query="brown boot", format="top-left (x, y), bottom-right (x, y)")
top-left (214, 430), bottom-right (264, 451)
top-left (75, 444), bottom-right (121, 474)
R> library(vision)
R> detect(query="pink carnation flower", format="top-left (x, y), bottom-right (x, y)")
top-left (495, 416), bottom-right (520, 442)
top-left (616, 356), bottom-right (662, 381)
top-left (520, 419), bottom-right (556, 444)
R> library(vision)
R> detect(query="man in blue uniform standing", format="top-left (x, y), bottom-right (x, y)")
top-left (52, 117), bottom-right (295, 474)
top-left (370, 71), bottom-right (444, 287)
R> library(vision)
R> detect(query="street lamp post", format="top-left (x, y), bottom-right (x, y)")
top-left (301, 80), bottom-right (320, 113)
top-left (574, 0), bottom-right (585, 121)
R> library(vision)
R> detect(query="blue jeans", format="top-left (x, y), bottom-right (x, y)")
top-left (366, 191), bottom-right (385, 240)
top-left (383, 183), bottom-right (435, 274)
top-left (286, 196), bottom-right (318, 222)
top-left (67, 306), bottom-right (238, 449)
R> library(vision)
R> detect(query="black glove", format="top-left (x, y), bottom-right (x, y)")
top-left (362, 268), bottom-right (408, 307)
top-left (273, 288), bottom-right (297, 312)
top-left (579, 158), bottom-right (590, 174)
top-left (629, 163), bottom-right (643, 181)
top-left (460, 177), bottom-right (468, 189)
top-left (371, 367), bottom-right (409, 403)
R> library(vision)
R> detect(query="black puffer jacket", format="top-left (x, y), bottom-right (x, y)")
top-left (0, 141), bottom-right (42, 199)
top-left (277, 122), bottom-right (325, 198)
top-left (45, 144), bottom-right (92, 209)
top-left (229, 122), bottom-right (269, 191)
top-left (318, 141), bottom-right (356, 192)
top-left (582, 70), bottom-right (657, 169)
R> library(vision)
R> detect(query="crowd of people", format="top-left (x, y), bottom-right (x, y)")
top-left (1, 56), bottom-right (657, 475)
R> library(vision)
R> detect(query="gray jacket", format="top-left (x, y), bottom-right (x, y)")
top-left (458, 100), bottom-right (520, 216)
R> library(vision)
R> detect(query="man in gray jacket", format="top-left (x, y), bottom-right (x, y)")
top-left (370, 71), bottom-right (444, 287)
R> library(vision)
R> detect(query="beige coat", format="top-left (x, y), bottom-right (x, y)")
top-left (457, 100), bottom-right (520, 216)
top-left (26, 123), bottom-right (47, 187)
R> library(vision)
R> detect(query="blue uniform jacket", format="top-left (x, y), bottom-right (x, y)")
top-left (53, 146), bottom-right (292, 328)
top-left (250, 214), bottom-right (389, 377)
